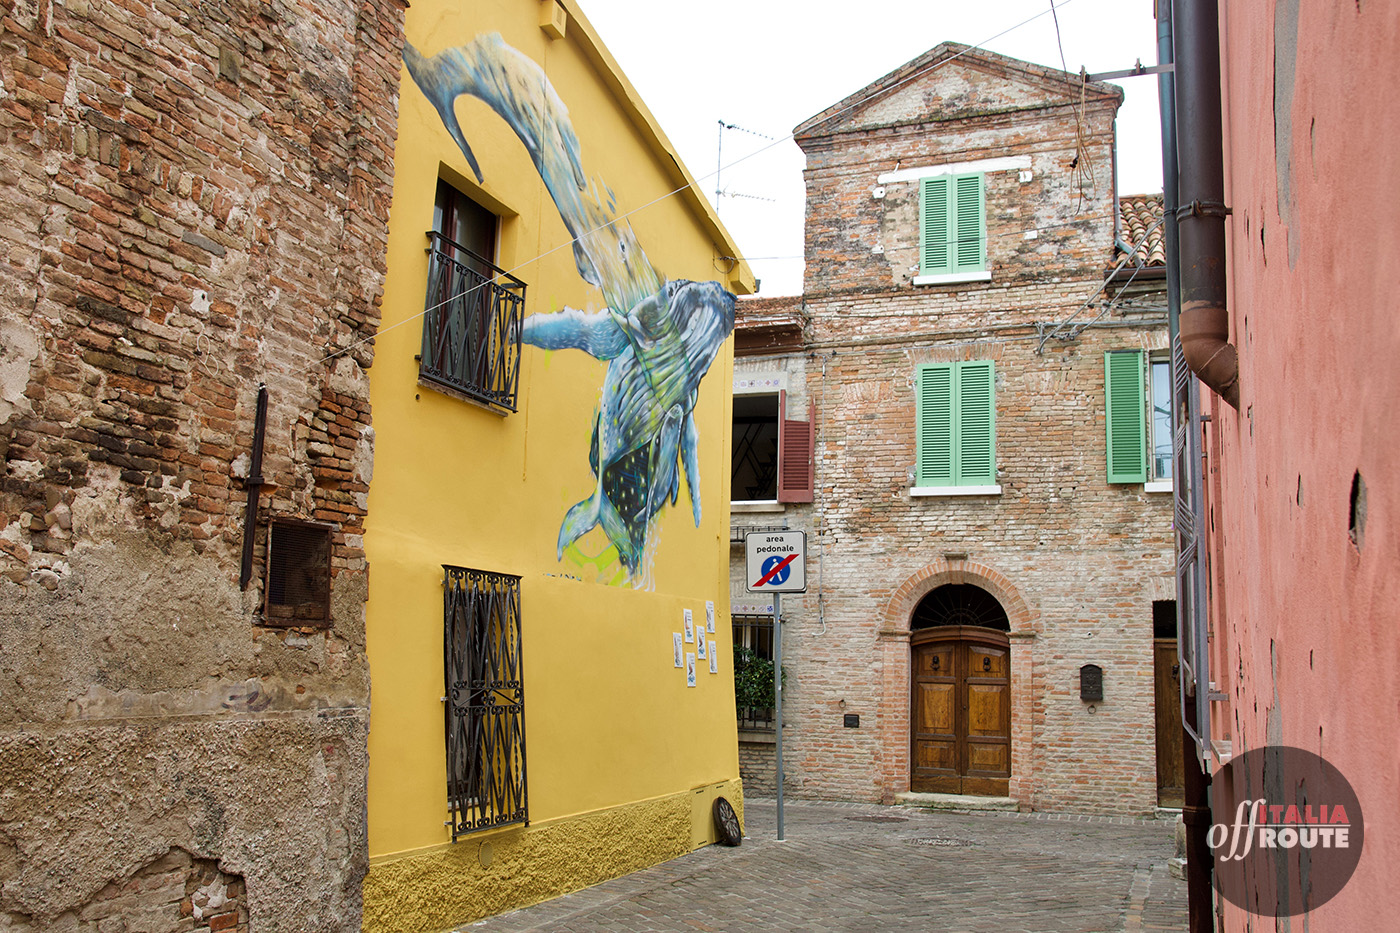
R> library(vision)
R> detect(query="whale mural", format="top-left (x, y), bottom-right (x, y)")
top-left (404, 34), bottom-right (737, 585)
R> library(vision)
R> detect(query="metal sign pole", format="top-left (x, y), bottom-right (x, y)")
top-left (773, 590), bottom-right (784, 841)
top-left (744, 529), bottom-right (803, 843)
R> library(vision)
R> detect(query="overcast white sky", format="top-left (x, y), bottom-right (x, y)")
top-left (578, 0), bottom-right (1165, 296)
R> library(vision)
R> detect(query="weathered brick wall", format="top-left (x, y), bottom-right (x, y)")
top-left (0, 848), bottom-right (250, 932)
top-left (756, 292), bottom-right (1174, 813)
top-left (797, 52), bottom-right (1122, 296)
top-left (729, 351), bottom-right (814, 796)
top-left (737, 737), bottom-right (777, 796)
top-left (0, 0), bottom-right (403, 925)
top-left (731, 48), bottom-right (1174, 814)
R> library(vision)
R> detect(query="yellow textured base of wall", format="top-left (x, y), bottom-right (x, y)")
top-left (363, 780), bottom-right (744, 933)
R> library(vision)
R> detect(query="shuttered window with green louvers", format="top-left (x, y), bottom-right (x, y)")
top-left (1105, 350), bottom-right (1148, 484)
top-left (916, 360), bottom-right (996, 487)
top-left (920, 173), bottom-right (986, 276)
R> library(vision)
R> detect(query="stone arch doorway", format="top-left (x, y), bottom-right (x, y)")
top-left (909, 584), bottom-right (1012, 795)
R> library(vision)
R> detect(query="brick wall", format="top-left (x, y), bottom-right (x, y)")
top-left (0, 848), bottom-right (249, 932)
top-left (0, 0), bottom-right (403, 924)
top-left (730, 45), bottom-right (1174, 815)
top-left (737, 736), bottom-right (777, 796)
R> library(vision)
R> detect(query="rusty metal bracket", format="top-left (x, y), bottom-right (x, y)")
top-left (1085, 61), bottom-right (1175, 82)
top-left (1175, 199), bottom-right (1232, 220)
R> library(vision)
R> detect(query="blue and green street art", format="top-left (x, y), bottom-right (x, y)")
top-left (405, 34), bottom-right (736, 585)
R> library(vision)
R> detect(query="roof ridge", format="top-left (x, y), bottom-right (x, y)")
top-left (793, 41), bottom-right (1124, 140)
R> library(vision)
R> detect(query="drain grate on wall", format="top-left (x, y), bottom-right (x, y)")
top-left (906, 836), bottom-right (977, 847)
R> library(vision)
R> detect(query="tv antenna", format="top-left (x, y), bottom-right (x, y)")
top-left (715, 120), bottom-right (777, 214)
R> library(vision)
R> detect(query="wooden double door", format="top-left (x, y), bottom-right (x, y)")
top-left (911, 626), bottom-right (1011, 796)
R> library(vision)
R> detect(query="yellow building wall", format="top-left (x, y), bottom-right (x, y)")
top-left (363, 1), bottom-right (750, 929)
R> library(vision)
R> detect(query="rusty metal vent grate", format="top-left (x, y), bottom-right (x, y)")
top-left (264, 518), bottom-right (332, 627)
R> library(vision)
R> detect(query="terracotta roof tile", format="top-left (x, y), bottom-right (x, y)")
top-left (1117, 193), bottom-right (1166, 266)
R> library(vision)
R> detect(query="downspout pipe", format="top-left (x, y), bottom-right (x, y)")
top-left (1173, 0), bottom-right (1240, 408)
top-left (1162, 6), bottom-right (1217, 931)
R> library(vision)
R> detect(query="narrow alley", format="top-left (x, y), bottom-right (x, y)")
top-left (460, 799), bottom-right (1186, 933)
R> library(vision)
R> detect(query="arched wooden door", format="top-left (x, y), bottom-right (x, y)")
top-left (910, 625), bottom-right (1011, 796)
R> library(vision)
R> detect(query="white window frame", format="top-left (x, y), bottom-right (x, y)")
top-left (1145, 353), bottom-right (1173, 493)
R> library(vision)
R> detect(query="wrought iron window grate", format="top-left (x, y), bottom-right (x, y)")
top-left (444, 565), bottom-right (527, 839)
top-left (421, 232), bottom-right (525, 412)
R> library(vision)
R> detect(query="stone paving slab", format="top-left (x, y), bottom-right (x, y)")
top-left (458, 798), bottom-right (1187, 933)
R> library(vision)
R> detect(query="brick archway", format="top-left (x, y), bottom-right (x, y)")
top-left (875, 559), bottom-right (1037, 806)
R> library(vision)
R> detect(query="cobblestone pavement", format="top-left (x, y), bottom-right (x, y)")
top-left (459, 798), bottom-right (1187, 933)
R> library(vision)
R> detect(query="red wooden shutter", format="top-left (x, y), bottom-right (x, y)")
top-left (777, 398), bottom-right (815, 503)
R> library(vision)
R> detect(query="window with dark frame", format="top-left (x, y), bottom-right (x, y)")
top-left (263, 518), bottom-right (332, 627)
top-left (444, 565), bottom-right (527, 839)
top-left (732, 614), bottom-right (775, 731)
top-left (732, 394), bottom-right (780, 501)
top-left (731, 391), bottom-right (814, 504)
top-left (421, 180), bottom-right (526, 412)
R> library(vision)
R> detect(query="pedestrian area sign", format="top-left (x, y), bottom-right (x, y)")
top-left (745, 530), bottom-right (807, 593)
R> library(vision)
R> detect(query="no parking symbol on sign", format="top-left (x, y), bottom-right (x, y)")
top-left (744, 531), bottom-right (807, 593)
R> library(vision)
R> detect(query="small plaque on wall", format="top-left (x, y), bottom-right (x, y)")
top-left (1080, 664), bottom-right (1104, 702)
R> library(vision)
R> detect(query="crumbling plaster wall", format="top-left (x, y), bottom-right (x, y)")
top-left (0, 0), bottom-right (404, 925)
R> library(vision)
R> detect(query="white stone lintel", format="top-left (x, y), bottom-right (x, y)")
top-left (910, 485), bottom-right (1003, 497)
top-left (878, 156), bottom-right (1032, 185)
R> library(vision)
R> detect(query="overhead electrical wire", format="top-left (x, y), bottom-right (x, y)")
top-left (1034, 214), bottom-right (1165, 352)
top-left (303, 0), bottom-right (1083, 375)
top-left (1049, 0), bottom-right (1098, 209)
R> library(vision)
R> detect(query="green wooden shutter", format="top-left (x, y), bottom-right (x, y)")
top-left (1105, 350), bottom-right (1148, 483)
top-left (916, 364), bottom-right (954, 485)
top-left (955, 360), bottom-right (995, 485)
top-left (920, 177), bottom-right (951, 275)
top-left (953, 174), bottom-right (986, 272)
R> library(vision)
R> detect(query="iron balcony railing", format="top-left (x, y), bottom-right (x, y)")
top-left (421, 232), bottom-right (525, 412)
top-left (738, 704), bottom-right (776, 732)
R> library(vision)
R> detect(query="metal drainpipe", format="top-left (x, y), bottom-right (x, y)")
top-left (1173, 0), bottom-right (1240, 408)
top-left (1160, 4), bottom-right (1216, 931)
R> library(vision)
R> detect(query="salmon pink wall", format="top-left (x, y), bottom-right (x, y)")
top-left (1203, 1), bottom-right (1400, 928)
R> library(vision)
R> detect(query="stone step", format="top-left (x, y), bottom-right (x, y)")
top-left (894, 792), bottom-right (1020, 811)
